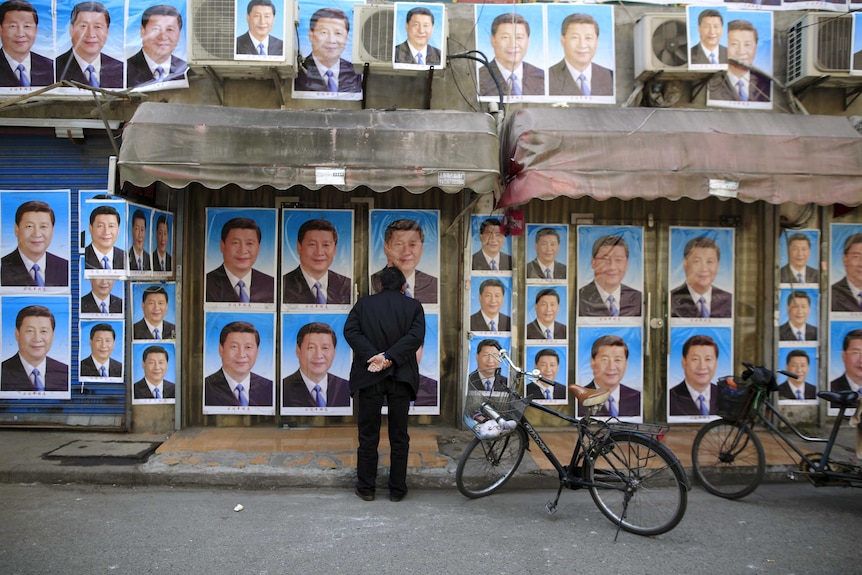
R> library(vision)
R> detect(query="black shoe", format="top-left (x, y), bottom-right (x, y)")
top-left (389, 492), bottom-right (406, 502)
top-left (354, 487), bottom-right (374, 501)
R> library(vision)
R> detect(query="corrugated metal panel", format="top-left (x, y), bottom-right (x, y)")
top-left (0, 129), bottom-right (124, 429)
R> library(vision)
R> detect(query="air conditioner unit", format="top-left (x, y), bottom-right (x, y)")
top-left (187, 0), bottom-right (297, 78)
top-left (353, 4), bottom-right (447, 73)
top-left (634, 13), bottom-right (702, 81)
top-left (787, 13), bottom-right (857, 89)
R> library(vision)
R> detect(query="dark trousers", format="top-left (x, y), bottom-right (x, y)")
top-left (356, 377), bottom-right (412, 496)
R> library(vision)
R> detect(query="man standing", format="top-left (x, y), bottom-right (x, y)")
top-left (708, 20), bottom-right (770, 102)
top-left (84, 204), bottom-right (125, 270)
top-left (282, 322), bottom-right (350, 407)
top-left (126, 4), bottom-right (187, 87)
top-left (471, 217), bottom-right (511, 271)
top-left (670, 236), bottom-right (732, 318)
top-left (779, 233), bottom-right (818, 284)
top-left (80, 323), bottom-right (122, 377)
top-left (479, 12), bottom-right (544, 97)
top-left (128, 209), bottom-right (151, 271)
top-left (344, 266), bottom-right (425, 502)
top-left (0, 0), bottom-right (54, 86)
top-left (1, 305), bottom-right (68, 391)
top-left (548, 13), bottom-right (613, 97)
top-left (282, 219), bottom-right (351, 305)
top-left (371, 219), bottom-right (438, 304)
top-left (777, 350), bottom-right (816, 400)
top-left (669, 334), bottom-right (719, 416)
top-left (80, 277), bottom-right (122, 314)
top-left (1, 200), bottom-right (68, 286)
top-left (293, 7), bottom-right (361, 93)
top-left (578, 335), bottom-right (641, 417)
top-left (526, 288), bottom-right (566, 340)
top-left (527, 227), bottom-right (566, 279)
top-left (236, 0), bottom-right (282, 56)
top-left (467, 338), bottom-right (508, 392)
top-left (153, 214), bottom-right (171, 272)
top-left (469, 278), bottom-right (510, 332)
top-left (132, 285), bottom-right (175, 340)
top-left (690, 9), bottom-right (726, 66)
top-left (831, 233), bottom-right (862, 312)
top-left (133, 345), bottom-right (175, 399)
top-left (204, 321), bottom-right (273, 407)
top-left (206, 217), bottom-right (275, 303)
top-left (778, 291), bottom-right (817, 342)
top-left (578, 234), bottom-right (642, 317)
top-left (394, 7), bottom-right (440, 66)
top-left (56, 1), bottom-right (123, 88)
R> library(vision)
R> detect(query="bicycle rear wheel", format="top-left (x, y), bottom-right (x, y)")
top-left (692, 419), bottom-right (765, 499)
top-left (455, 426), bottom-right (527, 498)
top-left (586, 432), bottom-right (688, 536)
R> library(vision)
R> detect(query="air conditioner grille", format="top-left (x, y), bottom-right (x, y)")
top-left (815, 16), bottom-right (851, 71)
top-left (360, 9), bottom-right (394, 62)
top-left (192, 0), bottom-right (237, 60)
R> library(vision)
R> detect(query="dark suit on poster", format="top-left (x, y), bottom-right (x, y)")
top-left (548, 60), bottom-right (613, 96)
top-left (526, 319), bottom-right (566, 340)
top-left (204, 369), bottom-right (273, 406)
top-left (133, 319), bottom-right (176, 340)
top-left (478, 60), bottom-right (545, 96)
top-left (205, 265), bottom-right (275, 304)
top-left (526, 382), bottom-right (565, 400)
top-left (414, 374), bottom-right (438, 406)
top-left (526, 259), bottom-right (566, 280)
top-left (708, 71), bottom-right (771, 102)
top-left (133, 378), bottom-right (176, 399)
top-left (468, 370), bottom-right (508, 392)
top-left (55, 50), bottom-right (123, 88)
top-left (125, 50), bottom-right (187, 88)
top-left (828, 374), bottom-right (859, 408)
top-left (469, 312), bottom-right (511, 332)
top-left (578, 382), bottom-right (642, 417)
top-left (236, 32), bottom-right (283, 56)
top-left (0, 48), bottom-right (54, 86)
top-left (669, 381), bottom-right (718, 416)
top-left (80, 356), bottom-right (122, 378)
top-left (282, 370), bottom-right (350, 408)
top-left (670, 283), bottom-right (733, 318)
top-left (371, 268), bottom-right (437, 304)
top-left (282, 267), bottom-right (351, 305)
top-left (578, 281), bottom-right (642, 317)
top-left (128, 248), bottom-right (151, 271)
top-left (831, 277), bottom-right (861, 312)
top-left (394, 41), bottom-right (441, 65)
top-left (855, 50), bottom-right (862, 71)
top-left (690, 44), bottom-right (727, 65)
top-left (778, 322), bottom-right (818, 342)
top-left (777, 381), bottom-right (817, 400)
top-left (153, 252), bottom-right (172, 272)
top-left (80, 292), bottom-right (122, 314)
top-left (294, 56), bottom-right (362, 93)
top-left (779, 264), bottom-right (819, 284)
top-left (1, 250), bottom-right (68, 286)
top-left (471, 250), bottom-right (512, 271)
top-left (1, 355), bottom-right (68, 391)
top-left (84, 245), bottom-right (125, 270)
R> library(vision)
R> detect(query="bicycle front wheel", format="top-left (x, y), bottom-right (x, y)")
top-left (692, 419), bottom-right (765, 499)
top-left (586, 432), bottom-right (688, 536)
top-left (455, 426), bottom-right (527, 498)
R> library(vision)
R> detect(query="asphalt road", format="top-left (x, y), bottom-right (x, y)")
top-left (1, 482), bottom-right (859, 575)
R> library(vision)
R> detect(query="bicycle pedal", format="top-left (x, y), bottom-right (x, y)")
top-left (545, 501), bottom-right (558, 514)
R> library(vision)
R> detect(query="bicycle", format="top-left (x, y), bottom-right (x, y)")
top-left (455, 349), bottom-right (689, 537)
top-left (691, 361), bottom-right (862, 499)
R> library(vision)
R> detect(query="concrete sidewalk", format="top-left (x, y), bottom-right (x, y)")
top-left (0, 423), bottom-right (858, 490)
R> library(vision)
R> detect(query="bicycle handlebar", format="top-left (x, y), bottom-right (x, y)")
top-left (498, 349), bottom-right (561, 387)
top-left (741, 361), bottom-right (799, 382)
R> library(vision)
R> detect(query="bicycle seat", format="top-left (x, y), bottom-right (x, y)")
top-left (817, 390), bottom-right (860, 408)
top-left (569, 384), bottom-right (610, 407)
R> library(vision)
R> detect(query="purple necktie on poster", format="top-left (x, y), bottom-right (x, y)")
top-left (797, 330), bottom-right (803, 342)
top-left (698, 394), bottom-right (709, 416)
top-left (258, 43), bottom-right (265, 56)
top-left (404, 282), bottom-right (412, 298)
top-left (510, 74), bottom-right (521, 96)
top-left (138, 257), bottom-right (142, 269)
top-left (490, 259), bottom-right (497, 271)
top-left (100, 302), bottom-right (108, 314)
top-left (325, 70), bottom-right (337, 92)
top-left (797, 273), bottom-right (803, 284)
top-left (32, 368), bottom-right (44, 391)
top-left (485, 379), bottom-right (492, 392)
top-left (545, 268), bottom-right (551, 279)
top-left (313, 282), bottom-right (326, 304)
top-left (102, 256), bottom-right (111, 270)
top-left (698, 297), bottom-right (710, 318)
top-left (545, 389), bottom-right (551, 400)
top-left (608, 396), bottom-right (618, 417)
top-left (796, 390), bottom-right (803, 400)
top-left (154, 66), bottom-right (164, 82)
top-left (100, 366), bottom-right (107, 377)
top-left (578, 74), bottom-right (590, 96)
top-left (545, 328), bottom-right (551, 340)
top-left (17, 64), bottom-right (29, 87)
top-left (154, 387), bottom-right (161, 399)
top-left (416, 53), bottom-right (423, 65)
top-left (737, 80), bottom-right (748, 102)
top-left (608, 295), bottom-right (619, 317)
top-left (86, 64), bottom-right (99, 87)
top-left (709, 53), bottom-right (717, 65)
top-left (31, 264), bottom-right (44, 286)
top-left (237, 280), bottom-right (250, 303)
top-left (313, 385), bottom-right (326, 407)
top-left (153, 328), bottom-right (160, 340)
top-left (236, 384), bottom-right (249, 406)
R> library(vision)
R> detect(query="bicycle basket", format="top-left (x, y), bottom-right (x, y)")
top-left (716, 376), bottom-right (754, 422)
top-left (463, 389), bottom-right (529, 440)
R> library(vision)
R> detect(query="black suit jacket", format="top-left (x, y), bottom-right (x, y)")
top-left (282, 267), bottom-right (351, 305)
top-left (467, 370), bottom-right (508, 392)
top-left (294, 55), bottom-right (362, 93)
top-left (831, 277), bottom-right (860, 312)
top-left (0, 49), bottom-right (54, 86)
top-left (281, 370), bottom-right (350, 407)
top-left (153, 252), bottom-right (172, 272)
top-left (670, 283), bottom-right (733, 318)
top-left (548, 60), bottom-right (613, 96)
top-left (855, 50), bottom-right (862, 71)
top-left (128, 249), bottom-right (151, 271)
top-left (1, 250), bottom-right (68, 286)
top-left (778, 322), bottom-right (818, 341)
top-left (690, 44), bottom-right (727, 65)
top-left (525, 319), bottom-right (566, 340)
top-left (828, 374), bottom-right (858, 408)
top-left (393, 41), bottom-right (441, 65)
top-left (84, 245), bottom-right (125, 270)
top-left (471, 250), bottom-right (512, 271)
top-left (133, 319), bottom-right (176, 340)
top-left (578, 281), bottom-right (642, 317)
top-left (204, 369), bottom-right (273, 406)
top-left (526, 259), bottom-right (566, 280)
top-left (126, 50), bottom-right (188, 88)
top-left (236, 32), bottom-right (283, 56)
top-left (1, 355), bottom-right (68, 391)
top-left (669, 381), bottom-right (718, 416)
top-left (80, 356), bottom-right (122, 378)
top-left (779, 264), bottom-right (818, 284)
top-left (371, 268), bottom-right (438, 304)
top-left (526, 382), bottom-right (565, 400)
top-left (206, 265), bottom-right (275, 304)
top-left (777, 381), bottom-right (817, 400)
top-left (55, 49), bottom-right (123, 88)
top-left (478, 60), bottom-right (544, 96)
top-left (343, 289), bottom-right (426, 397)
top-left (80, 292), bottom-right (122, 314)
top-left (469, 312), bottom-right (511, 332)
top-left (133, 378), bottom-right (176, 399)
top-left (578, 382), bottom-right (642, 417)
top-left (708, 71), bottom-right (771, 102)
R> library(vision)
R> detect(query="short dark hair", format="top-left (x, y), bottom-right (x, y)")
top-left (142, 285), bottom-right (168, 304)
top-left (785, 349), bottom-right (810, 365)
top-left (534, 288), bottom-right (559, 305)
top-left (479, 218), bottom-right (502, 234)
top-left (89, 322), bottom-right (115, 340)
top-left (156, 214), bottom-right (168, 229)
top-left (561, 13), bottom-right (598, 37)
top-left (297, 219), bottom-right (337, 244)
top-left (591, 235), bottom-right (628, 259)
top-left (142, 4), bottom-right (182, 29)
top-left (786, 233), bottom-right (810, 248)
top-left (296, 322), bottom-right (336, 347)
top-left (132, 209), bottom-right (147, 226)
top-left (476, 339), bottom-right (501, 355)
top-left (535, 227), bottom-right (560, 244)
top-left (786, 291), bottom-right (810, 306)
top-left (15, 200), bottom-right (54, 225)
top-left (219, 321), bottom-right (259, 346)
top-left (406, 6), bottom-right (432, 25)
top-left (221, 217), bottom-right (261, 243)
top-left (379, 265), bottom-right (406, 291)
top-left (384, 219), bottom-right (424, 243)
top-left (534, 348), bottom-right (559, 364)
top-left (15, 305), bottom-right (55, 330)
top-left (142, 345), bottom-right (168, 362)
top-left (491, 12), bottom-right (529, 37)
top-left (89, 204), bottom-right (120, 226)
top-left (698, 9), bottom-right (723, 26)
top-left (727, 19), bottom-right (756, 42)
top-left (310, 7), bottom-right (348, 32)
top-left (1, 0), bottom-right (39, 26)
top-left (843, 233), bottom-right (862, 255)
top-left (479, 278), bottom-right (505, 296)
top-left (683, 236), bottom-right (720, 261)
top-left (682, 334), bottom-right (719, 359)
top-left (591, 335), bottom-right (628, 359)
top-left (70, 2), bottom-right (110, 27)
top-left (842, 329), bottom-right (862, 352)
top-left (246, 0), bottom-right (274, 16)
